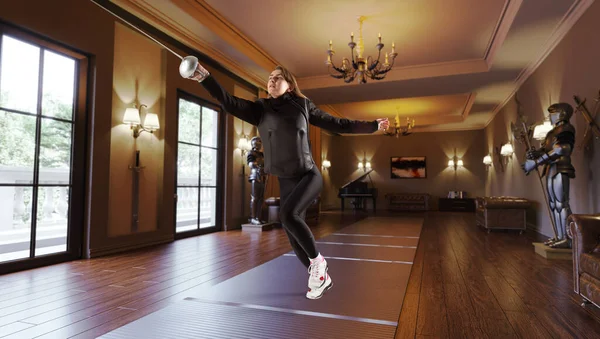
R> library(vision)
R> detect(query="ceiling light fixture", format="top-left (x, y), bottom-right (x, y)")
top-left (326, 16), bottom-right (397, 84)
top-left (383, 109), bottom-right (414, 137)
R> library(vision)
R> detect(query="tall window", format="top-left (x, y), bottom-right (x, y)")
top-left (175, 92), bottom-right (222, 236)
top-left (0, 28), bottom-right (86, 271)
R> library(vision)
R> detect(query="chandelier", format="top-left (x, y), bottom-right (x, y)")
top-left (384, 113), bottom-right (415, 137)
top-left (326, 16), bottom-right (397, 84)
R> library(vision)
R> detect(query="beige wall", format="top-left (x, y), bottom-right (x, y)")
top-left (484, 0), bottom-right (600, 236)
top-left (322, 129), bottom-right (487, 210)
top-left (109, 22), bottom-right (164, 237)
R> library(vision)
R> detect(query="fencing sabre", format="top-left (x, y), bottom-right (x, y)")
top-left (89, 0), bottom-right (199, 78)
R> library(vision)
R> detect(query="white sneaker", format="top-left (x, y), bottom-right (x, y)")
top-left (306, 273), bottom-right (333, 299)
top-left (306, 255), bottom-right (333, 299)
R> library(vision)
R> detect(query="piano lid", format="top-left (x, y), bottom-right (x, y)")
top-left (340, 169), bottom-right (374, 189)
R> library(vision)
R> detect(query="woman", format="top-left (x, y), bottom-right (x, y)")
top-left (186, 63), bottom-right (389, 300)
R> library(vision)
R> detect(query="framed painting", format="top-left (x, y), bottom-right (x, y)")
top-left (391, 156), bottom-right (427, 179)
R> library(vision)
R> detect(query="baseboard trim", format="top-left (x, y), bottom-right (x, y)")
top-left (88, 233), bottom-right (174, 258)
top-left (526, 222), bottom-right (547, 237)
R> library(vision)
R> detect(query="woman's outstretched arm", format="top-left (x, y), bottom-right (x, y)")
top-left (190, 65), bottom-right (263, 126)
top-left (307, 100), bottom-right (388, 133)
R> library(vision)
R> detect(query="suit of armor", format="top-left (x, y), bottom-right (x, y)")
top-left (522, 103), bottom-right (576, 248)
top-left (247, 136), bottom-right (268, 225)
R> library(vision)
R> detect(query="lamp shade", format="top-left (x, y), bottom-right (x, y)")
top-left (322, 160), bottom-right (331, 168)
top-left (533, 118), bottom-right (553, 140)
top-left (358, 162), bottom-right (363, 169)
top-left (143, 113), bottom-right (160, 131)
top-left (500, 143), bottom-right (514, 156)
top-left (448, 159), bottom-right (455, 167)
top-left (123, 107), bottom-right (141, 125)
top-left (483, 155), bottom-right (492, 165)
top-left (457, 159), bottom-right (464, 167)
top-left (365, 162), bottom-right (371, 169)
top-left (237, 136), bottom-right (249, 150)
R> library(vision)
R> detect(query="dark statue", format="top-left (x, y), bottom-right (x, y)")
top-left (247, 136), bottom-right (268, 225)
top-left (522, 103), bottom-right (576, 249)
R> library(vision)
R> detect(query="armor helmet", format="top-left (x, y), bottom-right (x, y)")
top-left (250, 136), bottom-right (262, 150)
top-left (547, 103), bottom-right (573, 125)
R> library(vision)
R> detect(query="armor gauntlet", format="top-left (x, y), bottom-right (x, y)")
top-left (535, 143), bottom-right (572, 166)
top-left (526, 148), bottom-right (544, 160)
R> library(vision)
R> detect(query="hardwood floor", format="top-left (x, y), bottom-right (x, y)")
top-left (1, 211), bottom-right (599, 338)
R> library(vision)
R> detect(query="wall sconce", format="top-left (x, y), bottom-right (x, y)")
top-left (494, 142), bottom-right (513, 171)
top-left (448, 157), bottom-right (463, 171)
top-left (500, 143), bottom-right (514, 157)
top-left (237, 135), bottom-right (252, 159)
top-left (123, 104), bottom-right (160, 138)
top-left (532, 116), bottom-right (553, 141)
top-left (358, 160), bottom-right (371, 171)
top-left (237, 135), bottom-right (252, 176)
top-left (357, 151), bottom-right (371, 172)
top-left (238, 135), bottom-right (252, 164)
top-left (322, 159), bottom-right (331, 169)
top-left (483, 154), bottom-right (492, 171)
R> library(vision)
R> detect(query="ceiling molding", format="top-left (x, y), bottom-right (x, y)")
top-left (297, 59), bottom-right (489, 90)
top-left (170, 0), bottom-right (279, 73)
top-left (342, 121), bottom-right (486, 136)
top-left (461, 93), bottom-right (477, 119)
top-left (113, 0), bottom-right (268, 88)
top-left (484, 0), bottom-right (594, 127)
top-left (317, 105), bottom-right (345, 118)
top-left (413, 115), bottom-right (465, 126)
top-left (483, 0), bottom-right (523, 68)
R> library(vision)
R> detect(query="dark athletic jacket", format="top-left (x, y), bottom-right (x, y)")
top-left (201, 75), bottom-right (379, 178)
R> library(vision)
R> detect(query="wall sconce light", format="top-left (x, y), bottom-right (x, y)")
top-left (494, 142), bottom-right (514, 171)
top-left (356, 151), bottom-right (371, 172)
top-left (448, 157), bottom-right (463, 171)
top-left (237, 135), bottom-right (252, 158)
top-left (237, 135), bottom-right (252, 176)
top-left (322, 159), bottom-right (331, 169)
top-left (123, 104), bottom-right (160, 138)
top-left (532, 116), bottom-right (553, 141)
top-left (500, 142), bottom-right (514, 157)
top-left (358, 160), bottom-right (371, 171)
top-left (483, 154), bottom-right (492, 171)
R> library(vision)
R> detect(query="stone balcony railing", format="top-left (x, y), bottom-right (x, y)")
top-left (0, 166), bottom-right (217, 255)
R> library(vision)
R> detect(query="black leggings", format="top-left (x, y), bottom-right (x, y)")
top-left (278, 166), bottom-right (323, 268)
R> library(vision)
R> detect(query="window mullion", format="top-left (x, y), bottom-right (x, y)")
top-left (29, 48), bottom-right (45, 258)
top-left (197, 105), bottom-right (203, 230)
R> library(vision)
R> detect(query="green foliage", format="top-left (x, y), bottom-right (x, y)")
top-left (0, 91), bottom-right (72, 169)
top-left (177, 99), bottom-right (218, 186)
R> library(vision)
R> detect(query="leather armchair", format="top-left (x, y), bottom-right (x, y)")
top-left (569, 214), bottom-right (600, 307)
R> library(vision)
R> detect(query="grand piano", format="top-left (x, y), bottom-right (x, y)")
top-left (337, 169), bottom-right (378, 212)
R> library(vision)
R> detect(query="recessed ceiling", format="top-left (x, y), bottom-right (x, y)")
top-left (328, 93), bottom-right (474, 127)
top-left (111, 0), bottom-right (594, 133)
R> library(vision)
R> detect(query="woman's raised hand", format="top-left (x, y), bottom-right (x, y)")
top-left (376, 118), bottom-right (390, 131)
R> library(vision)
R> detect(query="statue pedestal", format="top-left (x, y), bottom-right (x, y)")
top-left (242, 222), bottom-right (276, 232)
top-left (532, 242), bottom-right (572, 260)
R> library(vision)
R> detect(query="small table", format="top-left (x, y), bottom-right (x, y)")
top-left (439, 198), bottom-right (475, 212)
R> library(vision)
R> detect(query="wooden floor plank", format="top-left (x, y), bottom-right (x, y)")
top-left (395, 292), bottom-right (419, 339)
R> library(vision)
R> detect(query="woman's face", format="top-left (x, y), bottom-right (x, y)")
top-left (268, 69), bottom-right (291, 98)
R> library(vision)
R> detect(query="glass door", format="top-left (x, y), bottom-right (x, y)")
top-left (175, 91), bottom-right (223, 237)
top-left (0, 26), bottom-right (86, 273)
